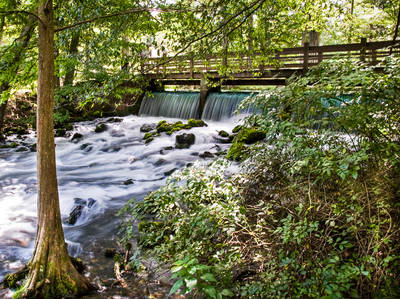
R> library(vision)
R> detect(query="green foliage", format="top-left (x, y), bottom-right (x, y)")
top-left (169, 257), bottom-right (234, 298)
top-left (128, 249), bottom-right (142, 272)
top-left (120, 57), bottom-right (400, 298)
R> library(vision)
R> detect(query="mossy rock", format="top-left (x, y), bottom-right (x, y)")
top-left (232, 125), bottom-right (243, 133)
top-left (2, 266), bottom-right (29, 288)
top-left (188, 118), bottom-right (207, 127)
top-left (226, 141), bottom-right (247, 161)
top-left (143, 131), bottom-right (159, 144)
top-left (156, 121), bottom-right (173, 133)
top-left (218, 130), bottom-right (230, 138)
top-left (9, 142), bottom-right (18, 148)
top-left (94, 123), bottom-right (107, 133)
top-left (145, 137), bottom-right (154, 144)
top-left (236, 127), bottom-right (265, 144)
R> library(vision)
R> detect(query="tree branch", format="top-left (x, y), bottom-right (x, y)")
top-left (0, 10), bottom-right (43, 25)
top-left (55, 7), bottom-right (200, 32)
top-left (143, 0), bottom-right (267, 73)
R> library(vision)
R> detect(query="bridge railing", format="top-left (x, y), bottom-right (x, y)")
top-left (144, 39), bottom-right (399, 78)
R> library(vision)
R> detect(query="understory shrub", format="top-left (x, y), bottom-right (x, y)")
top-left (119, 57), bottom-right (400, 298)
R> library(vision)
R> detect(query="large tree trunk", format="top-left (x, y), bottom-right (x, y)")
top-left (63, 31), bottom-right (80, 86)
top-left (23, 0), bottom-right (92, 297)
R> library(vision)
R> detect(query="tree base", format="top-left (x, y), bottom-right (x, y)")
top-left (0, 257), bottom-right (94, 299)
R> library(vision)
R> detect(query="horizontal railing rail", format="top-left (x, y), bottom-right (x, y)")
top-left (143, 39), bottom-right (400, 82)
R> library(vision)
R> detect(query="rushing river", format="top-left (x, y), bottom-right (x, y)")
top-left (0, 115), bottom-right (237, 285)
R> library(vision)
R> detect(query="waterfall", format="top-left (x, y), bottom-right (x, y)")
top-left (139, 92), bottom-right (200, 119)
top-left (201, 92), bottom-right (254, 121)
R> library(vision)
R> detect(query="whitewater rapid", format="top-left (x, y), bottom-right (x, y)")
top-left (0, 115), bottom-right (237, 280)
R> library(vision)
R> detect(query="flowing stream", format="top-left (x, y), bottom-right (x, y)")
top-left (0, 115), bottom-right (239, 286)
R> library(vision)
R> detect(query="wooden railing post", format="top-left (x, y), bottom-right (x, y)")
top-left (303, 42), bottom-right (309, 72)
top-left (162, 53), bottom-right (166, 73)
top-left (318, 48), bottom-right (323, 63)
top-left (360, 37), bottom-right (367, 62)
top-left (190, 55), bottom-right (194, 78)
top-left (372, 49), bottom-right (377, 65)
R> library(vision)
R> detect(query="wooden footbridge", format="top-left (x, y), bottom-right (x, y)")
top-left (144, 38), bottom-right (399, 87)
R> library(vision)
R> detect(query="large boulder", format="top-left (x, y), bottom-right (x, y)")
top-left (175, 133), bottom-right (195, 149)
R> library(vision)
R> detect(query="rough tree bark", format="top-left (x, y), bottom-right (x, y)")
top-left (22, 0), bottom-right (92, 297)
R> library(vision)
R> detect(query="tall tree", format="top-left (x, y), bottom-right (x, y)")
top-left (22, 0), bottom-right (92, 296)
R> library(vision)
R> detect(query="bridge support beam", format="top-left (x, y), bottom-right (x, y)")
top-left (198, 78), bottom-right (220, 119)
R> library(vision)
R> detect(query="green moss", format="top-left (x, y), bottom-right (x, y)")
top-left (188, 118), bottom-right (207, 127)
top-left (9, 142), bottom-right (18, 148)
top-left (218, 130), bottom-right (230, 138)
top-left (145, 137), bottom-right (154, 144)
top-left (156, 121), bottom-right (173, 133)
top-left (143, 132), bottom-right (153, 139)
top-left (238, 128), bottom-right (265, 144)
top-left (11, 284), bottom-right (27, 299)
top-left (232, 125), bottom-right (243, 133)
top-left (143, 131), bottom-right (159, 144)
top-left (226, 141), bottom-right (246, 161)
top-left (234, 127), bottom-right (265, 144)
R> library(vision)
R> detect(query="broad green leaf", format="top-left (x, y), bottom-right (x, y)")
top-left (169, 279), bottom-right (183, 295)
top-left (201, 273), bottom-right (217, 282)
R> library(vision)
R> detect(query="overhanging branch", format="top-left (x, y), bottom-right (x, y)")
top-left (0, 10), bottom-right (44, 25)
top-left (55, 7), bottom-right (200, 32)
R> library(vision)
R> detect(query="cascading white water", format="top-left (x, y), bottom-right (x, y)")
top-left (139, 92), bottom-right (200, 119)
top-left (0, 115), bottom-right (237, 282)
top-left (139, 91), bottom-right (254, 121)
top-left (201, 92), bottom-right (254, 121)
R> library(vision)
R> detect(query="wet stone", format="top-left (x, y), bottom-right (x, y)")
top-left (214, 136), bottom-right (232, 144)
top-left (218, 130), bottom-right (230, 138)
top-left (68, 198), bottom-right (97, 225)
top-left (175, 133), bottom-right (195, 149)
top-left (95, 123), bottom-right (107, 133)
top-left (68, 205), bottom-right (84, 225)
top-left (154, 159), bottom-right (167, 166)
top-left (16, 147), bottom-right (28, 152)
top-left (106, 117), bottom-right (123, 123)
top-left (140, 123), bottom-right (157, 132)
top-left (71, 133), bottom-right (83, 143)
top-left (124, 179), bottom-right (134, 185)
top-left (80, 143), bottom-right (92, 150)
top-left (199, 151), bottom-right (214, 159)
top-left (164, 168), bottom-right (177, 176)
top-left (87, 198), bottom-right (96, 208)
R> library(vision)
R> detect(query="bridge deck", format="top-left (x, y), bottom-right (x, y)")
top-left (143, 39), bottom-right (399, 86)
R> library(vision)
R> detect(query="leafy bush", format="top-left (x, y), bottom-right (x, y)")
top-left (119, 57), bottom-right (400, 298)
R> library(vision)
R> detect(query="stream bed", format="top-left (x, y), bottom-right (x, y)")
top-left (0, 115), bottom-right (237, 296)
